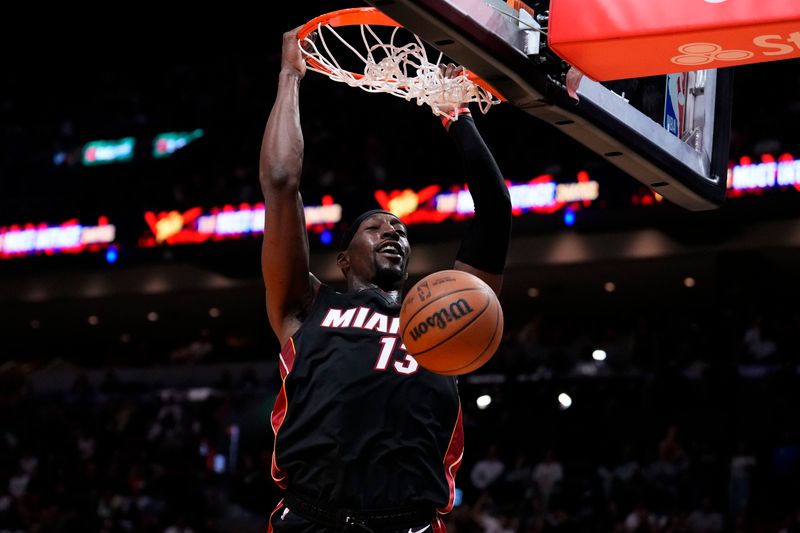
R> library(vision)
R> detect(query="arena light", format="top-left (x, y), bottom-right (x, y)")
top-left (213, 454), bottom-right (226, 474)
top-left (558, 393), bottom-right (573, 410)
top-left (476, 394), bottom-right (492, 409)
top-left (188, 387), bottom-right (213, 402)
top-left (592, 349), bottom-right (607, 361)
top-left (82, 137), bottom-right (135, 166)
top-left (320, 230), bottom-right (333, 245)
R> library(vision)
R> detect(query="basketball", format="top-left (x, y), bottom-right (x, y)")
top-left (400, 270), bottom-right (503, 375)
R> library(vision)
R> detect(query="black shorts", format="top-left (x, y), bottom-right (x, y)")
top-left (268, 499), bottom-right (448, 533)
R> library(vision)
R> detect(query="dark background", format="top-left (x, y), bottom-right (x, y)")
top-left (1, 3), bottom-right (799, 532)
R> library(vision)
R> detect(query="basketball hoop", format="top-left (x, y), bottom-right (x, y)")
top-left (297, 7), bottom-right (504, 119)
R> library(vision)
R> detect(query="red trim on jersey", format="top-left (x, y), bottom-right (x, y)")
top-left (433, 514), bottom-right (448, 533)
top-left (271, 339), bottom-right (296, 488)
top-left (438, 402), bottom-right (464, 514)
top-left (277, 337), bottom-right (296, 379)
top-left (267, 498), bottom-right (284, 533)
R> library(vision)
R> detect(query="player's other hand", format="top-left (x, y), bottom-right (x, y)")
top-left (438, 63), bottom-right (471, 117)
top-left (282, 27), bottom-right (307, 79)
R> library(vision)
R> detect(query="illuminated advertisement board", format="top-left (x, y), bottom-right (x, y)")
top-left (375, 172), bottom-right (600, 225)
top-left (153, 130), bottom-right (205, 158)
top-left (8, 156), bottom-right (796, 260)
top-left (727, 153), bottom-right (800, 196)
top-left (82, 138), bottom-right (136, 166)
top-left (0, 217), bottom-right (116, 259)
top-left (139, 196), bottom-right (342, 247)
top-left (633, 154), bottom-right (800, 205)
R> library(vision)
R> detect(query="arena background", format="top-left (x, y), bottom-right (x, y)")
top-left (1, 4), bottom-right (799, 532)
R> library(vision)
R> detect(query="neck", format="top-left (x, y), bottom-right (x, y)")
top-left (348, 277), bottom-right (403, 303)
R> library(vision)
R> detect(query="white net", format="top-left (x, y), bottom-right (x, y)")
top-left (299, 23), bottom-right (500, 119)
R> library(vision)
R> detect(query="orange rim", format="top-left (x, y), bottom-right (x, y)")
top-left (297, 7), bottom-right (506, 102)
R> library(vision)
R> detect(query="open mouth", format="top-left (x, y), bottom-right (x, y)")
top-left (377, 242), bottom-right (404, 258)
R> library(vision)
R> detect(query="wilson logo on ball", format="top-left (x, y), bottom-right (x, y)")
top-left (408, 298), bottom-right (475, 341)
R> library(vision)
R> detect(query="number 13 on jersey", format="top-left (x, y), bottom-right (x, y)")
top-left (375, 336), bottom-right (418, 375)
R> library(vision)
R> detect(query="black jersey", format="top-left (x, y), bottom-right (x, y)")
top-left (270, 284), bottom-right (463, 512)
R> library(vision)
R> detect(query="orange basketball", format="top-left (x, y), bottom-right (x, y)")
top-left (400, 270), bottom-right (503, 375)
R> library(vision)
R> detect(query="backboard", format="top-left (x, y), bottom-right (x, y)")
top-left (364, 0), bottom-right (733, 210)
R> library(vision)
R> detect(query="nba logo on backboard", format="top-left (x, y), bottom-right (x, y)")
top-left (664, 72), bottom-right (688, 138)
top-left (417, 281), bottom-right (432, 301)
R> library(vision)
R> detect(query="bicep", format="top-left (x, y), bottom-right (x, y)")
top-left (262, 188), bottom-right (315, 340)
top-left (453, 260), bottom-right (503, 296)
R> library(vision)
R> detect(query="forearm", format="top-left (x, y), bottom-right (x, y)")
top-left (449, 116), bottom-right (512, 275)
top-left (260, 71), bottom-right (304, 194)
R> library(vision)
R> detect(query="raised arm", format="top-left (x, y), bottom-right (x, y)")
top-left (260, 30), bottom-right (319, 345)
top-left (449, 114), bottom-right (511, 295)
top-left (446, 105), bottom-right (512, 296)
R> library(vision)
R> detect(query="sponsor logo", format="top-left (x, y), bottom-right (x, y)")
top-left (408, 298), bottom-right (475, 341)
top-left (671, 42), bottom-right (753, 66)
top-left (671, 33), bottom-right (800, 66)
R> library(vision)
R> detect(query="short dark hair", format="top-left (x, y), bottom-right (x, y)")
top-left (339, 209), bottom-right (400, 250)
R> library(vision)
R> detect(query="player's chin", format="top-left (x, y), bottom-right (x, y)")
top-left (375, 262), bottom-right (406, 284)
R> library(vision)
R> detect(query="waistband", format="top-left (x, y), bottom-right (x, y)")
top-left (283, 490), bottom-right (435, 531)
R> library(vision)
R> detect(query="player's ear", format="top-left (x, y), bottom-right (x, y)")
top-left (336, 251), bottom-right (350, 273)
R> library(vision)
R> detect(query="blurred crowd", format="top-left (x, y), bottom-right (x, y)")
top-left (0, 383), bottom-right (279, 532)
top-left (2, 301), bottom-right (799, 532)
top-left (14, 299), bottom-right (798, 374)
top-left (449, 420), bottom-right (800, 533)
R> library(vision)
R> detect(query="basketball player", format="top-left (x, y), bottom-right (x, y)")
top-left (260, 29), bottom-right (512, 532)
